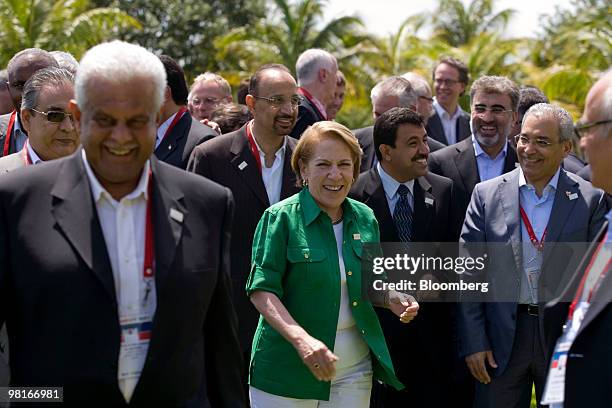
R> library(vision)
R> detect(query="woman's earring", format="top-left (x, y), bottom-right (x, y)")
top-left (302, 178), bottom-right (308, 187)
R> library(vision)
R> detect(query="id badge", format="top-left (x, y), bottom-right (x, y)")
top-left (541, 340), bottom-right (571, 404)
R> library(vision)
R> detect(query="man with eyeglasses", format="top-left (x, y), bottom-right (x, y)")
top-left (187, 72), bottom-right (233, 122)
top-left (459, 103), bottom-right (606, 408)
top-left (0, 67), bottom-right (77, 174)
top-left (188, 63), bottom-right (301, 393)
top-left (0, 48), bottom-right (59, 158)
top-left (541, 70), bottom-right (612, 408)
top-left (354, 76), bottom-right (445, 173)
top-left (427, 57), bottom-right (471, 146)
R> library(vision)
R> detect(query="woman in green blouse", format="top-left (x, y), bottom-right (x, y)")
top-left (246, 121), bottom-right (419, 407)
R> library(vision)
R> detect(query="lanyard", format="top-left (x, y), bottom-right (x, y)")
top-left (21, 140), bottom-right (32, 166)
top-left (298, 87), bottom-right (327, 120)
top-left (246, 120), bottom-right (262, 173)
top-left (160, 107), bottom-right (188, 144)
top-left (567, 234), bottom-right (610, 321)
top-left (2, 110), bottom-right (17, 157)
top-left (144, 170), bottom-right (154, 279)
top-left (520, 205), bottom-right (547, 252)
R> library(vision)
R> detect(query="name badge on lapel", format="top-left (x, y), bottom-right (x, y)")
top-left (170, 208), bottom-right (184, 223)
top-left (238, 161), bottom-right (248, 170)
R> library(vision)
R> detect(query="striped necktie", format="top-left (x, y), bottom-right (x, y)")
top-left (393, 184), bottom-right (413, 242)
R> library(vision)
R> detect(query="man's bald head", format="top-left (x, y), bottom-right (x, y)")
top-left (6, 48), bottom-right (58, 110)
top-left (579, 70), bottom-right (612, 192)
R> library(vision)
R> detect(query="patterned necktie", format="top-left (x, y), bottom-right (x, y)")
top-left (393, 184), bottom-right (413, 242)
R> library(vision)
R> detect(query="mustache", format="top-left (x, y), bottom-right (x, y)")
top-left (412, 155), bottom-right (428, 161)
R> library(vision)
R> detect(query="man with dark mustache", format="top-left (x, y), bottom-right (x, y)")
top-left (350, 107), bottom-right (456, 407)
top-left (188, 63), bottom-right (301, 392)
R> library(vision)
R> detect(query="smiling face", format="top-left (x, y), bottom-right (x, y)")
top-left (72, 75), bottom-right (158, 200)
top-left (300, 136), bottom-right (354, 219)
top-left (22, 81), bottom-right (78, 161)
top-left (518, 114), bottom-right (570, 189)
top-left (433, 62), bottom-right (465, 111)
top-left (470, 91), bottom-right (516, 150)
top-left (380, 123), bottom-right (430, 183)
top-left (188, 80), bottom-right (231, 121)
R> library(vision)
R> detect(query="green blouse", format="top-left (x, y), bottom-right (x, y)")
top-left (246, 188), bottom-right (403, 400)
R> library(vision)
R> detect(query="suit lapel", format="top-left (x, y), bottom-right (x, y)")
top-left (51, 152), bottom-right (116, 303)
top-left (229, 128), bottom-right (270, 207)
top-left (155, 111), bottom-right (189, 161)
top-left (363, 169), bottom-right (397, 242)
top-left (454, 138), bottom-right (480, 193)
top-left (427, 113), bottom-right (447, 145)
top-left (503, 143), bottom-right (519, 174)
top-left (545, 170), bottom-right (579, 244)
top-left (499, 169), bottom-right (522, 274)
top-left (412, 177), bottom-right (434, 241)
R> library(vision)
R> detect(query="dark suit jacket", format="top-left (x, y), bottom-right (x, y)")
top-left (562, 153), bottom-right (586, 174)
top-left (187, 126), bottom-right (300, 351)
top-left (428, 137), bottom-right (518, 240)
top-left (155, 112), bottom-right (216, 169)
top-left (459, 168), bottom-right (607, 376)
top-left (425, 110), bottom-right (471, 146)
top-left (0, 112), bottom-right (20, 158)
top-left (350, 168), bottom-right (457, 406)
top-left (577, 164), bottom-right (592, 181)
top-left (353, 125), bottom-right (445, 173)
top-left (289, 94), bottom-right (325, 139)
top-left (0, 152), bottom-right (244, 407)
top-left (543, 222), bottom-right (612, 408)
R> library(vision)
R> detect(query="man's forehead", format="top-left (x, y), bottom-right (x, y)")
top-left (473, 92), bottom-right (511, 104)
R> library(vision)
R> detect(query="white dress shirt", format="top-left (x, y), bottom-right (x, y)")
top-left (433, 99), bottom-right (464, 145)
top-left (251, 126), bottom-right (286, 205)
top-left (82, 150), bottom-right (155, 403)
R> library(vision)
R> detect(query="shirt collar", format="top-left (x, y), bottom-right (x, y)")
top-left (377, 162), bottom-right (415, 202)
top-left (433, 98), bottom-right (462, 120)
top-left (472, 134), bottom-right (508, 160)
top-left (300, 187), bottom-right (354, 226)
top-left (518, 165), bottom-right (561, 193)
top-left (156, 110), bottom-right (180, 143)
top-left (298, 87), bottom-right (327, 120)
top-left (26, 140), bottom-right (43, 164)
top-left (81, 149), bottom-right (150, 204)
top-left (250, 125), bottom-right (287, 161)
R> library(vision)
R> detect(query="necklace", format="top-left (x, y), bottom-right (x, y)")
top-left (331, 209), bottom-right (343, 225)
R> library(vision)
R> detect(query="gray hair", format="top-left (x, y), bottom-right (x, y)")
top-left (188, 72), bottom-right (231, 101)
top-left (523, 103), bottom-right (574, 142)
top-left (295, 48), bottom-right (337, 86)
top-left (470, 75), bottom-right (520, 111)
top-left (50, 51), bottom-right (79, 74)
top-left (401, 72), bottom-right (431, 97)
top-left (22, 67), bottom-right (75, 110)
top-left (75, 41), bottom-right (166, 113)
top-left (7, 48), bottom-right (58, 80)
top-left (371, 76), bottom-right (418, 108)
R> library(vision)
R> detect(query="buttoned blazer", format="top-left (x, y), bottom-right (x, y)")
top-left (289, 95), bottom-right (325, 139)
top-left (0, 151), bottom-right (24, 174)
top-left (353, 125), bottom-right (446, 173)
top-left (425, 110), bottom-right (471, 146)
top-left (458, 168), bottom-right (607, 377)
top-left (154, 112), bottom-right (216, 169)
top-left (428, 137), bottom-right (519, 240)
top-left (542, 222), bottom-right (612, 407)
top-left (0, 152), bottom-right (244, 407)
top-left (187, 125), bottom-right (300, 351)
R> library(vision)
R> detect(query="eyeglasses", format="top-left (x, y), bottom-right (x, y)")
top-left (253, 95), bottom-right (301, 108)
top-left (473, 105), bottom-right (514, 116)
top-left (418, 95), bottom-right (434, 103)
top-left (30, 108), bottom-right (73, 123)
top-left (573, 119), bottom-right (612, 139)
top-left (191, 97), bottom-right (221, 106)
top-left (434, 78), bottom-right (461, 87)
top-left (514, 135), bottom-right (560, 148)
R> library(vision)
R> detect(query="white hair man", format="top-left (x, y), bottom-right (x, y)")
top-left (187, 72), bottom-right (232, 121)
top-left (401, 72), bottom-right (435, 120)
top-left (289, 48), bottom-right (338, 138)
top-left (0, 40), bottom-right (243, 406)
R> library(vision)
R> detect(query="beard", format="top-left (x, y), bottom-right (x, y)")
top-left (471, 119), bottom-right (510, 148)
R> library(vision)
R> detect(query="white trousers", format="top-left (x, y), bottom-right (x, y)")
top-left (249, 356), bottom-right (372, 408)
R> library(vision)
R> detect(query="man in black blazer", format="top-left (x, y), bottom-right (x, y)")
top-left (541, 70), bottom-right (612, 408)
top-left (427, 57), bottom-right (471, 146)
top-left (289, 49), bottom-right (337, 139)
top-left (355, 76), bottom-right (446, 173)
top-left (350, 108), bottom-right (457, 407)
top-left (428, 75), bottom-right (520, 240)
top-left (188, 64), bottom-right (301, 373)
top-left (0, 41), bottom-right (243, 407)
top-left (155, 56), bottom-right (216, 169)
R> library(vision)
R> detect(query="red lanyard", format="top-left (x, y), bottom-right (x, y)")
top-left (520, 205), bottom-right (547, 252)
top-left (298, 87), bottom-right (327, 119)
top-left (246, 120), bottom-right (262, 173)
top-left (144, 170), bottom-right (154, 279)
top-left (21, 140), bottom-right (32, 166)
top-left (2, 110), bottom-right (17, 157)
top-left (160, 107), bottom-right (188, 144)
top-left (567, 234), bottom-right (610, 321)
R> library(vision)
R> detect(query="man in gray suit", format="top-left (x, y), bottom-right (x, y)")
top-left (459, 103), bottom-right (607, 408)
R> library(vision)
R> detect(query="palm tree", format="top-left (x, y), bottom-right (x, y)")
top-left (430, 0), bottom-right (515, 47)
top-left (0, 0), bottom-right (140, 66)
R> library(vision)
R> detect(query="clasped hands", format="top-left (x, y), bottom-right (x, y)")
top-left (387, 290), bottom-right (419, 323)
